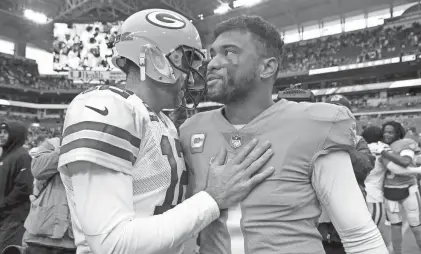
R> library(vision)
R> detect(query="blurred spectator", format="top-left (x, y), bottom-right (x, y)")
top-left (22, 137), bottom-right (76, 254)
top-left (0, 122), bottom-right (33, 252)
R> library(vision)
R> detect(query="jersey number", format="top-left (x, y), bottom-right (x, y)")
top-left (154, 136), bottom-right (188, 215)
top-left (82, 85), bottom-right (133, 99)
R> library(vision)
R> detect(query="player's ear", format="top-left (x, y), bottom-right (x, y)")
top-left (260, 57), bottom-right (278, 80)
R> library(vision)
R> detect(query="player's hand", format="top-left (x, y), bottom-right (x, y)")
top-left (414, 155), bottom-right (421, 166)
top-left (371, 141), bottom-right (391, 155)
top-left (204, 139), bottom-right (275, 210)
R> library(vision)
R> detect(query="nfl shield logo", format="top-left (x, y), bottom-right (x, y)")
top-left (230, 135), bottom-right (242, 149)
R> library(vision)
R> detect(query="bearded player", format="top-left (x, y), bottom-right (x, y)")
top-left (179, 16), bottom-right (387, 254)
top-left (58, 10), bottom-right (275, 254)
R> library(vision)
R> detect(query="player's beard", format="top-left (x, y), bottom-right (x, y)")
top-left (207, 65), bottom-right (258, 104)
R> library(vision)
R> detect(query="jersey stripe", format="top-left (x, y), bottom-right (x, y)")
top-left (61, 138), bottom-right (137, 163)
top-left (63, 121), bottom-right (141, 148)
top-left (227, 204), bottom-right (246, 254)
top-left (63, 130), bottom-right (139, 157)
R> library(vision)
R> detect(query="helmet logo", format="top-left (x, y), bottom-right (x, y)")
top-left (146, 11), bottom-right (186, 30)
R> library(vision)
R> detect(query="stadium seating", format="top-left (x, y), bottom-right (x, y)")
top-left (281, 22), bottom-right (421, 72)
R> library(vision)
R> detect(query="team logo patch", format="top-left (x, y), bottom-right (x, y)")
top-left (191, 134), bottom-right (206, 154)
top-left (222, 132), bottom-right (254, 149)
top-left (230, 135), bottom-right (242, 149)
top-left (146, 11), bottom-right (186, 30)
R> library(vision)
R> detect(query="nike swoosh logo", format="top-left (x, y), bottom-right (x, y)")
top-left (85, 105), bottom-right (109, 116)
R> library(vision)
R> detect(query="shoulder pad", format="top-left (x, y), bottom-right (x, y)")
top-left (391, 138), bottom-right (420, 153)
top-left (180, 109), bottom-right (216, 132)
top-left (305, 102), bottom-right (354, 123)
top-left (60, 87), bottom-right (146, 174)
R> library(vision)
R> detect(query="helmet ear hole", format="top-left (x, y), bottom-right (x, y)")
top-left (115, 57), bottom-right (129, 74)
top-left (116, 58), bottom-right (126, 68)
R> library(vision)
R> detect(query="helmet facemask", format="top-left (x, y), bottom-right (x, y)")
top-left (166, 45), bottom-right (207, 111)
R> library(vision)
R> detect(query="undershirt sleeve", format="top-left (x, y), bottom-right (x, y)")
top-left (312, 151), bottom-right (388, 254)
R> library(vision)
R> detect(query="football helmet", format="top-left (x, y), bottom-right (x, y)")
top-left (112, 9), bottom-right (207, 110)
top-left (326, 94), bottom-right (352, 111)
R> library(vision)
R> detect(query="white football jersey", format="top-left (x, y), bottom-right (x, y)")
top-left (365, 143), bottom-right (387, 203)
top-left (59, 85), bottom-right (188, 253)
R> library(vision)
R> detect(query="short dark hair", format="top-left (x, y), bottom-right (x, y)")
top-left (382, 121), bottom-right (405, 140)
top-left (362, 125), bottom-right (382, 144)
top-left (214, 15), bottom-right (284, 74)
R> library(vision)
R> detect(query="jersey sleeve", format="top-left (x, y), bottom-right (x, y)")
top-left (381, 139), bottom-right (419, 166)
top-left (391, 138), bottom-right (420, 155)
top-left (311, 106), bottom-right (357, 165)
top-left (58, 89), bottom-right (144, 175)
top-left (323, 106), bottom-right (356, 150)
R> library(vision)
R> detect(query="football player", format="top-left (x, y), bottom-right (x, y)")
top-left (377, 121), bottom-right (421, 254)
top-left (58, 9), bottom-right (275, 254)
top-left (180, 15), bottom-right (387, 254)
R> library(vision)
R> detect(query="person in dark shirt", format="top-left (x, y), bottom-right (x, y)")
top-left (0, 121), bottom-right (33, 252)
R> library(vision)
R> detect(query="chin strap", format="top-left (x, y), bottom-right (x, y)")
top-left (139, 52), bottom-right (146, 81)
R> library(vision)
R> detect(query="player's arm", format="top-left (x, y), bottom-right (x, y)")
top-left (381, 148), bottom-right (414, 168)
top-left (65, 161), bottom-right (219, 254)
top-left (312, 151), bottom-right (388, 254)
top-left (414, 154), bottom-right (421, 166)
top-left (386, 161), bottom-right (421, 175)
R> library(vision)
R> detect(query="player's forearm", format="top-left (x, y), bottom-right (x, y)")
top-left (86, 191), bottom-right (219, 254)
top-left (414, 155), bottom-right (421, 166)
top-left (386, 161), bottom-right (421, 175)
top-left (381, 151), bottom-right (411, 167)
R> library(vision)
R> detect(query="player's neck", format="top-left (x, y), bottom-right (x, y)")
top-left (224, 96), bottom-right (274, 125)
top-left (126, 82), bottom-right (164, 113)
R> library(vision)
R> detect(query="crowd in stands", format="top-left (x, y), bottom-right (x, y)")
top-left (0, 53), bottom-right (39, 87)
top-left (53, 22), bottom-right (120, 71)
top-left (282, 22), bottom-right (421, 72)
top-left (347, 93), bottom-right (421, 112)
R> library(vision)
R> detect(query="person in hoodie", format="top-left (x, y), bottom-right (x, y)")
top-left (0, 121), bottom-right (33, 252)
